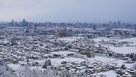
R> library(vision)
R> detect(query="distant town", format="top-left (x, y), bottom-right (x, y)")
top-left (1, 19), bottom-right (136, 38)
top-left (0, 19), bottom-right (136, 77)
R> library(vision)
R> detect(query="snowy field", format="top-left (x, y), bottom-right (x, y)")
top-left (93, 70), bottom-right (117, 77)
top-left (51, 51), bottom-right (75, 56)
top-left (93, 37), bottom-right (136, 54)
top-left (51, 57), bottom-right (85, 66)
top-left (89, 56), bottom-right (135, 69)
top-left (109, 46), bottom-right (136, 54)
top-left (58, 37), bottom-right (136, 54)
top-left (58, 37), bottom-right (83, 42)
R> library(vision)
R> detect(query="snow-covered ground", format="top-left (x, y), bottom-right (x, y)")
top-left (51, 51), bottom-right (75, 56)
top-left (109, 46), bottom-right (136, 54)
top-left (118, 37), bottom-right (136, 43)
top-left (93, 37), bottom-right (110, 42)
top-left (93, 70), bottom-right (117, 77)
top-left (51, 57), bottom-right (85, 66)
top-left (90, 56), bottom-right (116, 63)
top-left (114, 60), bottom-right (135, 69)
top-left (58, 37), bottom-right (83, 42)
top-left (93, 37), bottom-right (136, 54)
top-left (8, 64), bottom-right (22, 71)
top-left (3, 37), bottom-right (136, 77)
top-left (93, 37), bottom-right (136, 43)
top-left (89, 56), bottom-right (135, 69)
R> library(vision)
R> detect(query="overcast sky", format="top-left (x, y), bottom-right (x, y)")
top-left (0, 0), bottom-right (136, 23)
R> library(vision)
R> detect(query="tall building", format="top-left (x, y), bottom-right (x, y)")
top-left (22, 19), bottom-right (27, 26)
top-left (118, 21), bottom-right (121, 26)
top-left (11, 20), bottom-right (14, 26)
top-left (23, 19), bottom-right (26, 23)
top-left (109, 21), bottom-right (112, 25)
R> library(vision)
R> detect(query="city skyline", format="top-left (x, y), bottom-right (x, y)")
top-left (0, 0), bottom-right (136, 23)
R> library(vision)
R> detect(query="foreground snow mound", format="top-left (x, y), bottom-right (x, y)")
top-left (0, 60), bottom-right (17, 77)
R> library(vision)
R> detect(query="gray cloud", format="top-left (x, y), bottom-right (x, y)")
top-left (0, 0), bottom-right (136, 23)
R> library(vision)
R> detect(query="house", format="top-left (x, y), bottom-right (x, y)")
top-left (80, 52), bottom-right (94, 58)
